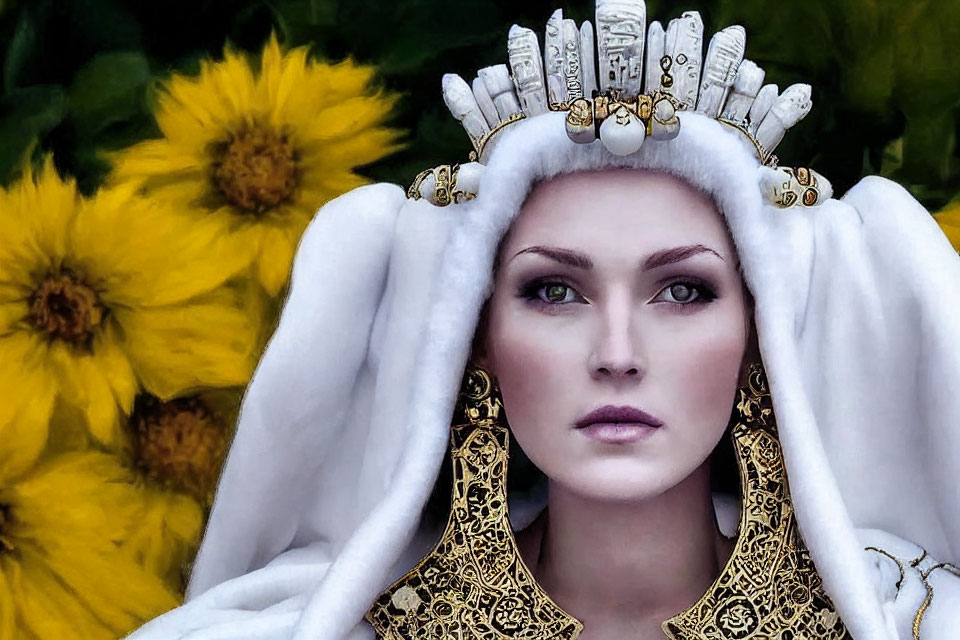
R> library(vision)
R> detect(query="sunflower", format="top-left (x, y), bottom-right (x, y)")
top-left (935, 198), bottom-right (960, 251)
top-left (0, 451), bottom-right (181, 639)
top-left (0, 158), bottom-right (261, 452)
top-left (108, 34), bottom-right (405, 295)
top-left (123, 390), bottom-right (239, 591)
top-left (130, 389), bottom-right (238, 503)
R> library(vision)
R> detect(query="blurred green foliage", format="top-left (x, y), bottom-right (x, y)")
top-left (0, 0), bottom-right (958, 208)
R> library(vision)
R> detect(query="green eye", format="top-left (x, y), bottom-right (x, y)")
top-left (667, 283), bottom-right (695, 303)
top-left (656, 280), bottom-right (718, 306)
top-left (519, 279), bottom-right (584, 307)
top-left (544, 284), bottom-right (570, 303)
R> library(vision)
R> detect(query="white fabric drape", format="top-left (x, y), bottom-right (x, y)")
top-left (126, 112), bottom-right (960, 640)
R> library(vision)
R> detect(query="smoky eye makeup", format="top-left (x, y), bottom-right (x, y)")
top-left (515, 272), bottom-right (721, 314)
top-left (516, 276), bottom-right (586, 309)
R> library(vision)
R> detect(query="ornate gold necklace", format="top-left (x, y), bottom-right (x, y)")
top-left (366, 365), bottom-right (850, 639)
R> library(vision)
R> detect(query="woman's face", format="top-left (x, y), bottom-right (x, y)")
top-left (478, 169), bottom-right (752, 502)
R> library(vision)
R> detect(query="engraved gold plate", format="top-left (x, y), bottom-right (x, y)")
top-left (366, 369), bottom-right (582, 639)
top-left (662, 364), bottom-right (849, 639)
top-left (367, 365), bottom-right (850, 639)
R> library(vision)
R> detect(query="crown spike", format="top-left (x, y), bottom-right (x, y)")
top-left (662, 11), bottom-right (704, 110)
top-left (472, 76), bottom-right (500, 128)
top-left (755, 83), bottom-right (812, 153)
top-left (508, 25), bottom-right (549, 117)
top-left (596, 0), bottom-right (646, 98)
top-left (580, 21), bottom-right (598, 97)
top-left (561, 18), bottom-right (584, 101)
top-left (721, 59), bottom-right (765, 125)
top-left (749, 83), bottom-right (779, 134)
top-left (479, 65), bottom-right (522, 120)
top-left (545, 9), bottom-right (567, 107)
top-left (644, 20), bottom-right (665, 94)
top-left (442, 73), bottom-right (490, 150)
top-left (696, 25), bottom-right (746, 118)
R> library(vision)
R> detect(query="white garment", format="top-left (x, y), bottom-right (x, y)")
top-left (126, 111), bottom-right (960, 640)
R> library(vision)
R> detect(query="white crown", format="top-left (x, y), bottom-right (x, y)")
top-left (409, 0), bottom-right (829, 209)
top-left (443, 0), bottom-right (812, 165)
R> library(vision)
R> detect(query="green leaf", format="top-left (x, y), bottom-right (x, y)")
top-left (0, 84), bottom-right (65, 185)
top-left (68, 50), bottom-right (151, 140)
top-left (3, 5), bottom-right (36, 92)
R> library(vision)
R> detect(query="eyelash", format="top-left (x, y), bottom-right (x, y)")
top-left (518, 276), bottom-right (718, 312)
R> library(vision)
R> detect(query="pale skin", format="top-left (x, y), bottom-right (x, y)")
top-left (474, 169), bottom-right (757, 640)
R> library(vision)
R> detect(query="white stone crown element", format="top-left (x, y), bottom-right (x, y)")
top-left (441, 0), bottom-right (813, 168)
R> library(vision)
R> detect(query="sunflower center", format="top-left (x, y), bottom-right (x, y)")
top-left (133, 396), bottom-right (227, 502)
top-left (0, 503), bottom-right (14, 552)
top-left (213, 127), bottom-right (298, 213)
top-left (30, 270), bottom-right (104, 345)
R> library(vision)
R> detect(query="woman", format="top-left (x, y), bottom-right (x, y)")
top-left (127, 1), bottom-right (960, 638)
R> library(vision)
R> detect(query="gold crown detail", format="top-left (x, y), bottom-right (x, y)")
top-left (408, 0), bottom-right (832, 209)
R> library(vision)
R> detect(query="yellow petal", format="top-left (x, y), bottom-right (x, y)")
top-left (116, 286), bottom-right (262, 398)
top-left (154, 47), bottom-right (258, 142)
top-left (0, 333), bottom-right (54, 482)
top-left (71, 187), bottom-right (255, 307)
top-left (0, 158), bottom-right (79, 289)
top-left (48, 340), bottom-right (123, 447)
top-left (259, 38), bottom-right (312, 129)
top-left (123, 487), bottom-right (204, 592)
top-left (105, 139), bottom-right (208, 186)
top-left (7, 453), bottom-right (180, 638)
top-left (298, 93), bottom-right (400, 143)
top-left (15, 550), bottom-right (112, 639)
top-left (33, 542), bottom-right (178, 633)
top-left (0, 563), bottom-right (16, 640)
top-left (0, 301), bottom-right (29, 333)
top-left (279, 57), bottom-right (378, 117)
top-left (301, 127), bottom-right (406, 172)
top-left (94, 322), bottom-right (138, 415)
top-left (255, 220), bottom-right (305, 295)
top-left (934, 202), bottom-right (960, 251)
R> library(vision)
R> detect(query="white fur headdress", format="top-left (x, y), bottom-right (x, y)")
top-left (125, 4), bottom-right (960, 640)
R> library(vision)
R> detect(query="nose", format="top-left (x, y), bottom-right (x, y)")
top-left (588, 293), bottom-right (643, 380)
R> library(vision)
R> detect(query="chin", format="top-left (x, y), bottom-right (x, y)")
top-left (550, 458), bottom-right (687, 503)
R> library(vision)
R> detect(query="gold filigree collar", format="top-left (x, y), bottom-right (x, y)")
top-left (366, 365), bottom-right (849, 639)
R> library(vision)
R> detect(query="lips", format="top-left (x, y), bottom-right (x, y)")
top-left (575, 405), bottom-right (664, 429)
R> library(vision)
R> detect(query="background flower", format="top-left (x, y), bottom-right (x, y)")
top-left (108, 35), bottom-right (404, 295)
top-left (0, 159), bottom-right (261, 450)
top-left (0, 451), bottom-right (180, 639)
top-left (935, 199), bottom-right (960, 252)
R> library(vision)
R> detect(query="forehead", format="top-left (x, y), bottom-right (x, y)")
top-left (504, 169), bottom-right (734, 255)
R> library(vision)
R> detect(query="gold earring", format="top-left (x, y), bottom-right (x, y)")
top-left (365, 366), bottom-right (582, 639)
top-left (367, 363), bottom-right (850, 640)
top-left (662, 362), bottom-right (849, 639)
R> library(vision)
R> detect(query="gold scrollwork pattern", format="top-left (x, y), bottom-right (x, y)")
top-left (865, 545), bottom-right (960, 639)
top-left (407, 164), bottom-right (477, 206)
top-left (365, 368), bottom-right (583, 639)
top-left (662, 363), bottom-right (850, 639)
top-left (769, 166), bottom-right (826, 208)
top-left (368, 364), bottom-right (849, 639)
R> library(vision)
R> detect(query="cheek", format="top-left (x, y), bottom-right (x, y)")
top-left (485, 304), bottom-right (582, 434)
top-left (659, 308), bottom-right (746, 434)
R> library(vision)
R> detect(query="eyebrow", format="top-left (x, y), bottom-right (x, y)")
top-left (510, 243), bottom-right (724, 271)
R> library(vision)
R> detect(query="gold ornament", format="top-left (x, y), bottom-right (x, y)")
top-left (756, 165), bottom-right (835, 208)
top-left (367, 363), bottom-right (849, 639)
top-left (407, 164), bottom-right (479, 207)
top-left (366, 367), bottom-right (582, 638)
top-left (661, 363), bottom-right (849, 639)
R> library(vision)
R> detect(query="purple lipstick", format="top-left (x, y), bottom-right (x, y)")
top-left (575, 405), bottom-right (664, 444)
